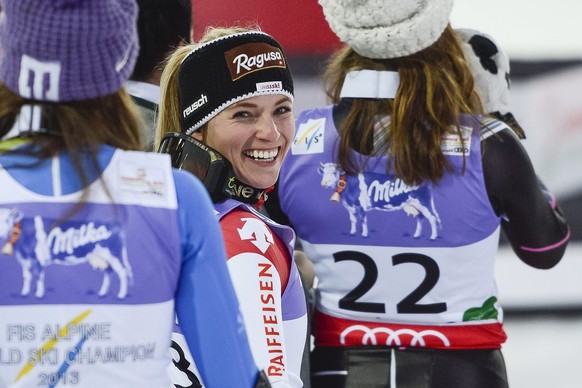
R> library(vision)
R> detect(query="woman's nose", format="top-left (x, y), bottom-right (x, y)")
top-left (256, 114), bottom-right (281, 142)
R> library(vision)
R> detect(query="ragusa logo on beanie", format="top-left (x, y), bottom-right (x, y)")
top-left (224, 43), bottom-right (286, 81)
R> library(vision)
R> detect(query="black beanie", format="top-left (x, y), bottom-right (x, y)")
top-left (179, 31), bottom-right (294, 135)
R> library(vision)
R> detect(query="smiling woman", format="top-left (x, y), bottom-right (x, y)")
top-left (199, 94), bottom-right (294, 189)
top-left (156, 27), bottom-right (308, 388)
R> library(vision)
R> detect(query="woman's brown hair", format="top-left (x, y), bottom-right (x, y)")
top-left (324, 25), bottom-right (483, 186)
top-left (0, 83), bottom-right (143, 215)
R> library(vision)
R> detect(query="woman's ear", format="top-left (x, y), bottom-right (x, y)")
top-left (191, 131), bottom-right (203, 141)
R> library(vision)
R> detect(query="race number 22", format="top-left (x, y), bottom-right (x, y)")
top-left (333, 251), bottom-right (447, 314)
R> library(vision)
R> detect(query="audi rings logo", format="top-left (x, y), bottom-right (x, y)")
top-left (340, 325), bottom-right (451, 347)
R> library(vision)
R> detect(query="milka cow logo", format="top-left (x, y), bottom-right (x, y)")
top-left (0, 208), bottom-right (132, 298)
top-left (318, 163), bottom-right (442, 239)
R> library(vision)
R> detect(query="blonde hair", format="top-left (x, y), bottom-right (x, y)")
top-left (155, 26), bottom-right (260, 148)
top-left (325, 25), bottom-right (483, 186)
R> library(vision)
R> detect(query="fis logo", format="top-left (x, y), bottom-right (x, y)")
top-left (291, 118), bottom-right (325, 155)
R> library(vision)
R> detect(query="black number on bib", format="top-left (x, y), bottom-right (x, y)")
top-left (171, 340), bottom-right (203, 388)
top-left (334, 251), bottom-right (447, 314)
top-left (393, 253), bottom-right (447, 314)
top-left (333, 251), bottom-right (386, 313)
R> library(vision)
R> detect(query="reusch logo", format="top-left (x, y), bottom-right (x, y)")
top-left (224, 43), bottom-right (286, 81)
top-left (182, 94), bottom-right (208, 118)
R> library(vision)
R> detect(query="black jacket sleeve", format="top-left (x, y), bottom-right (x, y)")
top-left (481, 127), bottom-right (570, 269)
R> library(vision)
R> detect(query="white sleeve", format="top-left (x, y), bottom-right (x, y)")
top-left (228, 252), bottom-right (299, 388)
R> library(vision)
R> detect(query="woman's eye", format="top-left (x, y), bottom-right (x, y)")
top-left (233, 111), bottom-right (252, 119)
top-left (275, 106), bottom-right (292, 115)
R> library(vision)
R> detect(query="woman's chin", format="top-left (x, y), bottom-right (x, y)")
top-left (242, 178), bottom-right (277, 190)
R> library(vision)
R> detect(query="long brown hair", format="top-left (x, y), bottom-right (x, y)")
top-left (0, 83), bottom-right (143, 215)
top-left (324, 25), bottom-right (483, 186)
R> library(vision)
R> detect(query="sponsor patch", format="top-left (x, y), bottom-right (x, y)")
top-left (256, 81), bottom-right (282, 92)
top-left (224, 42), bottom-right (286, 81)
top-left (119, 163), bottom-right (166, 197)
top-left (441, 125), bottom-right (472, 156)
top-left (292, 118), bottom-right (325, 155)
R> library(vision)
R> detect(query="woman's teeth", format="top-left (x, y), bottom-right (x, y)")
top-left (245, 149), bottom-right (278, 161)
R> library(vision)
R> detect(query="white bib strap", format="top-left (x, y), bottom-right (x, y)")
top-left (340, 70), bottom-right (400, 99)
top-left (2, 104), bottom-right (44, 140)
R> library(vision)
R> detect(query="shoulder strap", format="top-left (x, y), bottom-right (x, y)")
top-left (480, 117), bottom-right (516, 141)
top-left (131, 95), bottom-right (158, 112)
